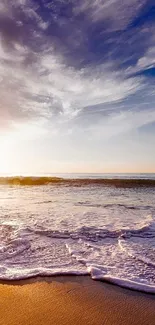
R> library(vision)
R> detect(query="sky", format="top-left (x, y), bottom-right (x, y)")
top-left (0, 0), bottom-right (155, 174)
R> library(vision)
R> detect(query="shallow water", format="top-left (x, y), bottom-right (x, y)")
top-left (0, 176), bottom-right (155, 293)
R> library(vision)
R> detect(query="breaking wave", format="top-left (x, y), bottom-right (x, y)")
top-left (0, 176), bottom-right (155, 187)
top-left (0, 216), bottom-right (155, 293)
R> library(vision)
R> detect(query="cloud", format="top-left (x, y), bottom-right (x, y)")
top-left (137, 47), bottom-right (155, 70)
top-left (69, 102), bottom-right (155, 140)
top-left (0, 32), bottom-right (142, 128)
top-left (0, 0), bottom-right (155, 136)
top-left (74, 0), bottom-right (147, 30)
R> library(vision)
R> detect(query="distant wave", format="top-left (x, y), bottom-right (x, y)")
top-left (0, 176), bottom-right (63, 186)
top-left (0, 176), bottom-right (155, 187)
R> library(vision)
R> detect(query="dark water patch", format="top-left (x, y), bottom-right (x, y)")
top-left (33, 200), bottom-right (53, 204)
top-left (75, 202), bottom-right (141, 209)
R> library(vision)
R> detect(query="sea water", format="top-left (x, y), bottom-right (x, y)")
top-left (0, 174), bottom-right (155, 293)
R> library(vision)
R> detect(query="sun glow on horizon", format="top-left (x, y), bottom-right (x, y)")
top-left (0, 128), bottom-right (155, 176)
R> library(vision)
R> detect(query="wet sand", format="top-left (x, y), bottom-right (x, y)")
top-left (0, 276), bottom-right (155, 325)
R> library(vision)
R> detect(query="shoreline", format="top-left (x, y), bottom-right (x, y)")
top-left (0, 276), bottom-right (155, 325)
top-left (0, 274), bottom-right (155, 294)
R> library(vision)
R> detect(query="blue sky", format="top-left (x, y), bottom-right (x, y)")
top-left (0, 0), bottom-right (155, 174)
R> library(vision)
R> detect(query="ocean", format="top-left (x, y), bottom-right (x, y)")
top-left (0, 173), bottom-right (155, 293)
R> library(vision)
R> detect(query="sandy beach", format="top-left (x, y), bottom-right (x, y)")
top-left (0, 276), bottom-right (154, 325)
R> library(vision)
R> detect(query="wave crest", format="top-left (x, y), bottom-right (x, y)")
top-left (0, 176), bottom-right (155, 187)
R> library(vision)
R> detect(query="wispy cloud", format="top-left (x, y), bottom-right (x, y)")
top-left (74, 0), bottom-right (146, 29)
top-left (0, 0), bottom-right (155, 139)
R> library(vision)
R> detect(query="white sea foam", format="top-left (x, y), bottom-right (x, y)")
top-left (88, 266), bottom-right (155, 294)
top-left (0, 183), bottom-right (154, 293)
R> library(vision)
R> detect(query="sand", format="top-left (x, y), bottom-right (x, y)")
top-left (0, 276), bottom-right (155, 325)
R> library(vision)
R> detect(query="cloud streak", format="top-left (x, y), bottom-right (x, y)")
top-left (0, 0), bottom-right (155, 139)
